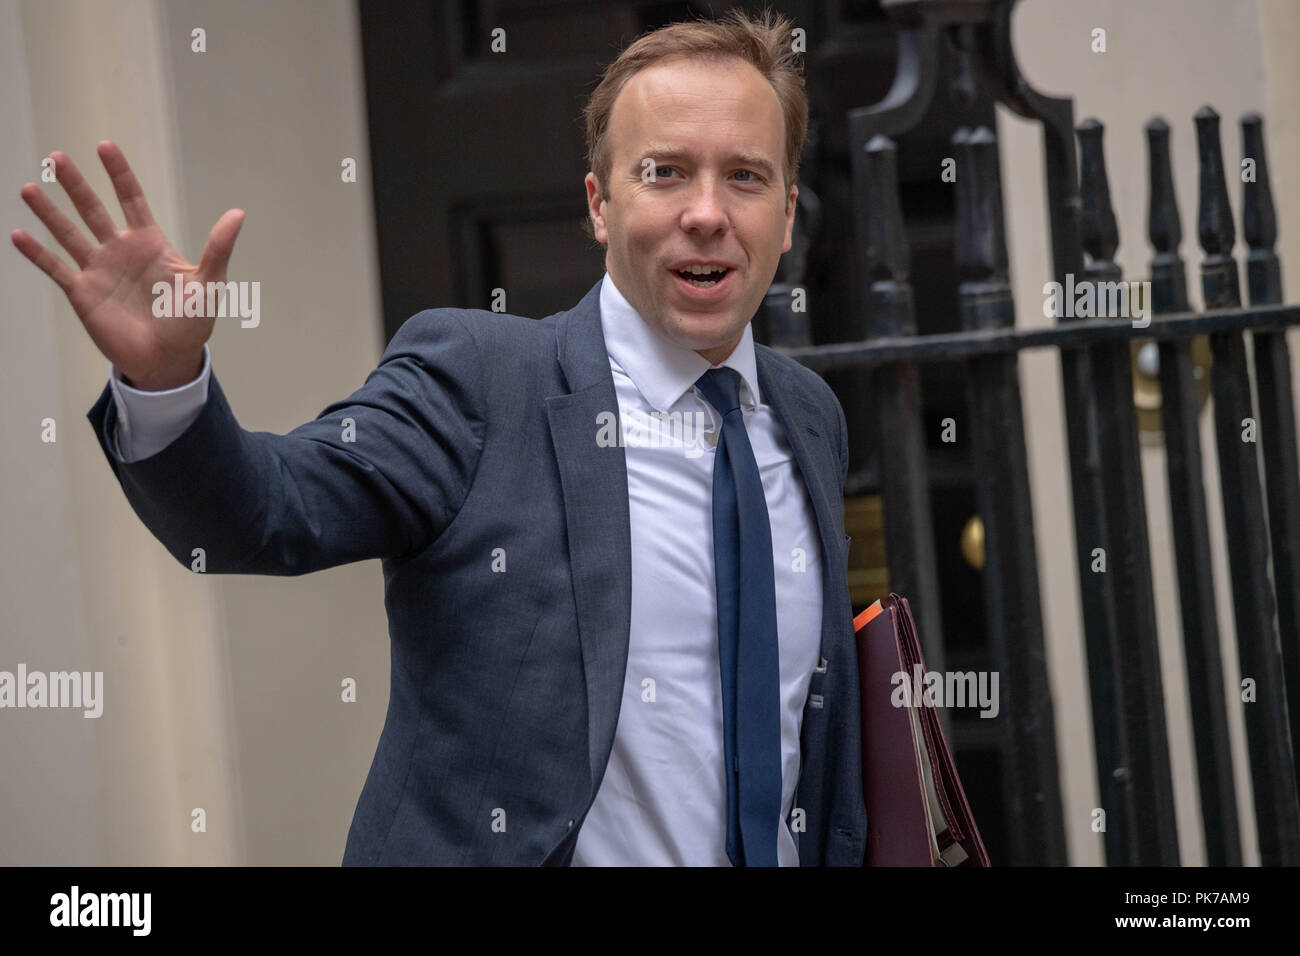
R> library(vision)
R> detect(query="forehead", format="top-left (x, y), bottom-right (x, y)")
top-left (606, 56), bottom-right (784, 157)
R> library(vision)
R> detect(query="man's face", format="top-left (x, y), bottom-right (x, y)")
top-left (585, 56), bottom-right (797, 366)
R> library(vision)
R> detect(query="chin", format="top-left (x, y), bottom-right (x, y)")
top-left (668, 317), bottom-right (733, 345)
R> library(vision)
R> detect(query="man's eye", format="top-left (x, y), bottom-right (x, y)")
top-left (654, 166), bottom-right (675, 179)
top-left (734, 169), bottom-right (759, 183)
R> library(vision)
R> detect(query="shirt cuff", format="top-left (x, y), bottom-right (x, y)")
top-left (108, 344), bottom-right (212, 463)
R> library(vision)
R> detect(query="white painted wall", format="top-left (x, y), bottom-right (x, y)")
top-left (1, 0), bottom-right (386, 864)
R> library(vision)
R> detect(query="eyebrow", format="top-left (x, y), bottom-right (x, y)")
top-left (638, 145), bottom-right (778, 179)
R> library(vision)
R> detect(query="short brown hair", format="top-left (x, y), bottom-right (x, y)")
top-left (583, 7), bottom-right (807, 205)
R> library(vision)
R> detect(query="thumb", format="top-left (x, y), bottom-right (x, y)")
top-left (196, 208), bottom-right (246, 282)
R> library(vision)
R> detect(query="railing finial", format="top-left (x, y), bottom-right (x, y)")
top-left (1145, 117), bottom-right (1182, 257)
top-left (1195, 105), bottom-right (1236, 258)
top-left (1077, 118), bottom-right (1119, 264)
top-left (862, 134), bottom-right (910, 284)
top-left (1241, 114), bottom-right (1278, 254)
top-left (953, 125), bottom-right (1009, 286)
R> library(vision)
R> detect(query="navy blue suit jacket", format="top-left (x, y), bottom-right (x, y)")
top-left (87, 279), bottom-right (867, 865)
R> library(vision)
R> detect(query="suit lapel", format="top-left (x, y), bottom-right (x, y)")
top-left (755, 348), bottom-right (845, 669)
top-left (757, 348), bottom-right (857, 863)
top-left (545, 281), bottom-right (633, 801)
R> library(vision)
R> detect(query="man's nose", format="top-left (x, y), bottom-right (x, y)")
top-left (679, 178), bottom-right (729, 235)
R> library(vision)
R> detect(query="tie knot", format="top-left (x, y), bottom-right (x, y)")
top-left (695, 366), bottom-right (744, 417)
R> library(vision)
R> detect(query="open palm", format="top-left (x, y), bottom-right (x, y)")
top-left (11, 141), bottom-right (244, 390)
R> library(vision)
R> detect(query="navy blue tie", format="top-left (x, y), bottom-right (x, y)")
top-left (694, 366), bottom-right (782, 867)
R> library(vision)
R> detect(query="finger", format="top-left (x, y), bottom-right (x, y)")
top-left (19, 182), bottom-right (95, 268)
top-left (98, 141), bottom-right (156, 229)
top-left (196, 209), bottom-right (246, 281)
top-left (49, 150), bottom-right (118, 243)
top-left (11, 229), bottom-right (77, 295)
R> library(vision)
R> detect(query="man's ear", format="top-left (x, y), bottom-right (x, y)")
top-left (781, 183), bottom-right (798, 254)
top-left (585, 172), bottom-right (608, 244)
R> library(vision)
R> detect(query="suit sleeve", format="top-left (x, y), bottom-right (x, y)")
top-left (834, 390), bottom-right (849, 492)
top-left (86, 309), bottom-right (486, 575)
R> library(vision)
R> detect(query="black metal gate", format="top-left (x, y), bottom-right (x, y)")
top-left (766, 0), bottom-right (1300, 865)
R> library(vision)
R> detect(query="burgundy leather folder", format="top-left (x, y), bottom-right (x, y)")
top-left (855, 593), bottom-right (991, 866)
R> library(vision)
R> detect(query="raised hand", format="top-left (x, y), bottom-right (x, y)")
top-left (11, 141), bottom-right (245, 390)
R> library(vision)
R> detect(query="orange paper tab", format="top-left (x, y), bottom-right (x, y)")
top-left (853, 599), bottom-right (884, 632)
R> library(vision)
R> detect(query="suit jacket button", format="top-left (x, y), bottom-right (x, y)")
top-left (567, 819), bottom-right (575, 829)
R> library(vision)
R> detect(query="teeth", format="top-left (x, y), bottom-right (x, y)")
top-left (680, 264), bottom-right (727, 275)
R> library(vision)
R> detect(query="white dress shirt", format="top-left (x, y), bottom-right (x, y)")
top-left (106, 273), bottom-right (825, 866)
top-left (570, 274), bottom-right (823, 866)
top-left (108, 344), bottom-right (211, 462)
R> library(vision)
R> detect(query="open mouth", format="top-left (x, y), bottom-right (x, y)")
top-left (673, 265), bottom-right (731, 288)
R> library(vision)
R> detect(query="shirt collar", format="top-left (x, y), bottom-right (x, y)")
top-left (599, 271), bottom-right (762, 413)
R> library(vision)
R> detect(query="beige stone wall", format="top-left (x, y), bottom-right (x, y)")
top-left (1, 0), bottom-right (386, 864)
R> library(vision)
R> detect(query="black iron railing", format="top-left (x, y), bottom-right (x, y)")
top-left (768, 0), bottom-right (1300, 866)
